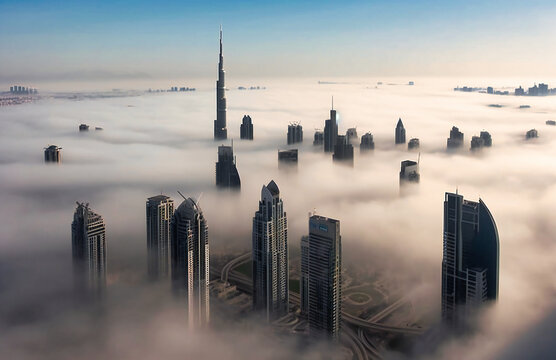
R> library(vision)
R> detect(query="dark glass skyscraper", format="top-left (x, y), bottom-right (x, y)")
top-left (395, 118), bottom-right (406, 144)
top-left (306, 215), bottom-right (342, 339)
top-left (447, 126), bottom-right (464, 149)
top-left (324, 103), bottom-right (338, 152)
top-left (360, 132), bottom-right (375, 151)
top-left (71, 202), bottom-right (106, 296)
top-left (442, 192), bottom-right (499, 327)
top-left (44, 145), bottom-right (62, 163)
top-left (171, 197), bottom-right (210, 328)
top-left (252, 180), bottom-right (289, 321)
top-left (215, 144), bottom-right (241, 188)
top-left (214, 27), bottom-right (227, 140)
top-left (146, 195), bottom-right (174, 280)
top-left (287, 123), bottom-right (303, 144)
top-left (240, 115), bottom-right (253, 140)
top-left (333, 135), bottom-right (354, 165)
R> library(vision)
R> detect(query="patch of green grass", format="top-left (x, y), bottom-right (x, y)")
top-left (289, 279), bottom-right (300, 294)
top-left (234, 261), bottom-right (252, 278)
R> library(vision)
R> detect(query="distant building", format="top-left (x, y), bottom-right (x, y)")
top-left (252, 181), bottom-right (289, 321)
top-left (214, 27), bottom-right (227, 140)
top-left (79, 124), bottom-right (89, 131)
top-left (146, 195), bottom-right (174, 280)
top-left (278, 149), bottom-right (298, 164)
top-left (528, 85), bottom-right (539, 96)
top-left (313, 130), bottom-right (324, 146)
top-left (442, 192), bottom-right (499, 327)
top-left (306, 215), bottom-right (342, 339)
top-left (395, 118), bottom-right (406, 144)
top-left (324, 103), bottom-right (338, 152)
top-left (515, 86), bottom-right (525, 96)
top-left (71, 202), bottom-right (106, 296)
top-left (44, 145), bottom-right (62, 163)
top-left (287, 123), bottom-right (303, 144)
top-left (400, 160), bottom-right (420, 184)
top-left (546, 120), bottom-right (556, 126)
top-left (333, 135), bottom-right (354, 165)
top-left (215, 144), bottom-right (241, 188)
top-left (346, 128), bottom-right (358, 145)
top-left (526, 129), bottom-right (538, 139)
top-left (408, 138), bottom-right (420, 150)
top-left (538, 83), bottom-right (549, 96)
top-left (470, 136), bottom-right (485, 151)
top-left (480, 131), bottom-right (492, 147)
top-left (447, 126), bottom-right (464, 149)
top-left (240, 115), bottom-right (253, 140)
top-left (360, 132), bottom-right (375, 151)
top-left (487, 87), bottom-right (494, 94)
top-left (171, 197), bottom-right (210, 328)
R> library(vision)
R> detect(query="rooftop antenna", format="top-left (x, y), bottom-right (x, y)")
top-left (177, 190), bottom-right (187, 200)
top-left (455, 187), bottom-right (458, 195)
top-left (331, 96), bottom-right (334, 110)
top-left (418, 152), bottom-right (421, 165)
top-left (197, 192), bottom-right (204, 206)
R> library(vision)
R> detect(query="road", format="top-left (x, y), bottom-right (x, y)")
top-left (221, 252), bottom-right (251, 283)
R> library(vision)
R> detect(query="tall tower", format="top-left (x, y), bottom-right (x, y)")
top-left (71, 202), bottom-right (106, 296)
top-left (324, 99), bottom-right (338, 152)
top-left (214, 26), bottom-right (227, 140)
top-left (252, 180), bottom-right (289, 321)
top-left (306, 215), bottom-right (342, 339)
top-left (146, 195), bottom-right (174, 280)
top-left (215, 144), bottom-right (241, 188)
top-left (442, 192), bottom-right (499, 327)
top-left (395, 118), bottom-right (406, 144)
top-left (171, 197), bottom-right (210, 328)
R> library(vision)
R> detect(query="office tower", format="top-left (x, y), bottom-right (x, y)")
top-left (470, 136), bottom-right (485, 151)
top-left (399, 160), bottom-right (420, 184)
top-left (214, 26), bottom-right (227, 140)
top-left (515, 86), bottom-right (525, 96)
top-left (240, 115), bottom-right (253, 140)
top-left (146, 195), bottom-right (174, 280)
top-left (487, 87), bottom-right (494, 94)
top-left (395, 118), bottom-right (406, 144)
top-left (441, 192), bottom-right (499, 327)
top-left (333, 135), bottom-right (354, 165)
top-left (313, 130), bottom-right (324, 146)
top-left (278, 149), bottom-right (298, 164)
top-left (480, 131), bottom-right (492, 147)
top-left (44, 145), bottom-right (62, 163)
top-left (360, 132), bottom-right (375, 151)
top-left (526, 129), bottom-right (538, 139)
top-left (287, 123), bottom-right (303, 144)
top-left (306, 215), bottom-right (342, 339)
top-left (538, 83), bottom-right (549, 95)
top-left (324, 102), bottom-right (338, 152)
top-left (215, 144), bottom-right (241, 188)
top-left (71, 202), bottom-right (106, 295)
top-left (252, 181), bottom-right (289, 321)
top-left (346, 128), bottom-right (358, 145)
top-left (300, 235), bottom-right (309, 316)
top-left (447, 126), bottom-right (464, 149)
top-left (171, 197), bottom-right (210, 328)
top-left (408, 138), bottom-right (420, 150)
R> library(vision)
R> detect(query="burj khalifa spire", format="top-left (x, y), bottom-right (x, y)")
top-left (214, 26), bottom-right (227, 140)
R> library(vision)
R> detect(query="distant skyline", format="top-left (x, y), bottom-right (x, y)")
top-left (1, 0), bottom-right (556, 83)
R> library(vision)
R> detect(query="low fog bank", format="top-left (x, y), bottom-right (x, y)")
top-left (1, 78), bottom-right (555, 358)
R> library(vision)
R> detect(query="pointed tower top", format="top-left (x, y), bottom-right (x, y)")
top-left (397, 118), bottom-right (404, 127)
top-left (331, 95), bottom-right (334, 110)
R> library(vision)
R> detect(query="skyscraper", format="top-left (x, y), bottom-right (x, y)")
top-left (399, 160), bottom-right (420, 184)
top-left (306, 215), bottom-right (342, 339)
top-left (300, 235), bottom-right (309, 316)
top-left (447, 126), bottom-right (464, 149)
top-left (442, 192), bottom-right (499, 327)
top-left (408, 138), bottom-right (420, 150)
top-left (324, 101), bottom-right (338, 152)
top-left (214, 26), bottom-right (227, 140)
top-left (287, 123), bottom-right (303, 144)
top-left (215, 144), bottom-right (241, 188)
top-left (252, 180), bottom-right (289, 321)
top-left (360, 132), bottom-right (375, 151)
top-left (44, 145), bottom-right (62, 163)
top-left (71, 202), bottom-right (106, 296)
top-left (395, 118), bottom-right (406, 144)
top-left (146, 195), bottom-right (174, 280)
top-left (333, 135), bottom-right (354, 165)
top-left (171, 197), bottom-right (210, 328)
top-left (240, 115), bottom-right (253, 140)
top-left (313, 130), bottom-right (324, 146)
top-left (346, 128), bottom-right (358, 145)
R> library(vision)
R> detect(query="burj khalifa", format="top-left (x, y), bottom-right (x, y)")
top-left (214, 26), bottom-right (227, 140)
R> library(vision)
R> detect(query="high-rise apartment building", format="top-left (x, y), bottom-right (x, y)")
top-left (146, 195), bottom-right (174, 280)
top-left (287, 123), bottom-right (303, 144)
top-left (215, 144), bottom-right (241, 188)
top-left (44, 145), bottom-right (62, 163)
top-left (240, 115), bottom-right (253, 140)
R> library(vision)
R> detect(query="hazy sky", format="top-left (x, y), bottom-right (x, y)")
top-left (1, 0), bottom-right (556, 82)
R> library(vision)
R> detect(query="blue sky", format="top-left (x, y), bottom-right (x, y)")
top-left (1, 0), bottom-right (555, 81)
